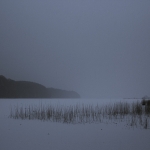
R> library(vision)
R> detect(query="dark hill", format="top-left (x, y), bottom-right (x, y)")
top-left (47, 88), bottom-right (80, 98)
top-left (0, 75), bottom-right (80, 98)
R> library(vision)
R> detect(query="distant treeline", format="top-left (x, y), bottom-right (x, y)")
top-left (0, 75), bottom-right (80, 98)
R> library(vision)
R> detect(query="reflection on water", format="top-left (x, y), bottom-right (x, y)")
top-left (9, 101), bottom-right (150, 129)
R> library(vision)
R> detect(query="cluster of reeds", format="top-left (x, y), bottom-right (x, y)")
top-left (141, 99), bottom-right (150, 106)
top-left (9, 101), bottom-right (150, 129)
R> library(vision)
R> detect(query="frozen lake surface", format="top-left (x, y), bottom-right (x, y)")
top-left (0, 98), bottom-right (150, 150)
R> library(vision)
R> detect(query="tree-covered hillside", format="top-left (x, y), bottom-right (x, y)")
top-left (0, 75), bottom-right (80, 98)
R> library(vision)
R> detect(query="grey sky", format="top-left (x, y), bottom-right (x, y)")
top-left (0, 0), bottom-right (150, 98)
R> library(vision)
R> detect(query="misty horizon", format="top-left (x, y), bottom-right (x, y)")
top-left (0, 1), bottom-right (150, 98)
top-left (0, 74), bottom-right (147, 99)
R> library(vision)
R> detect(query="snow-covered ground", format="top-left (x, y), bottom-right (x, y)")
top-left (0, 98), bottom-right (150, 150)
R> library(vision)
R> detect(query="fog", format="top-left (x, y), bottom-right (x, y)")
top-left (0, 0), bottom-right (150, 98)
